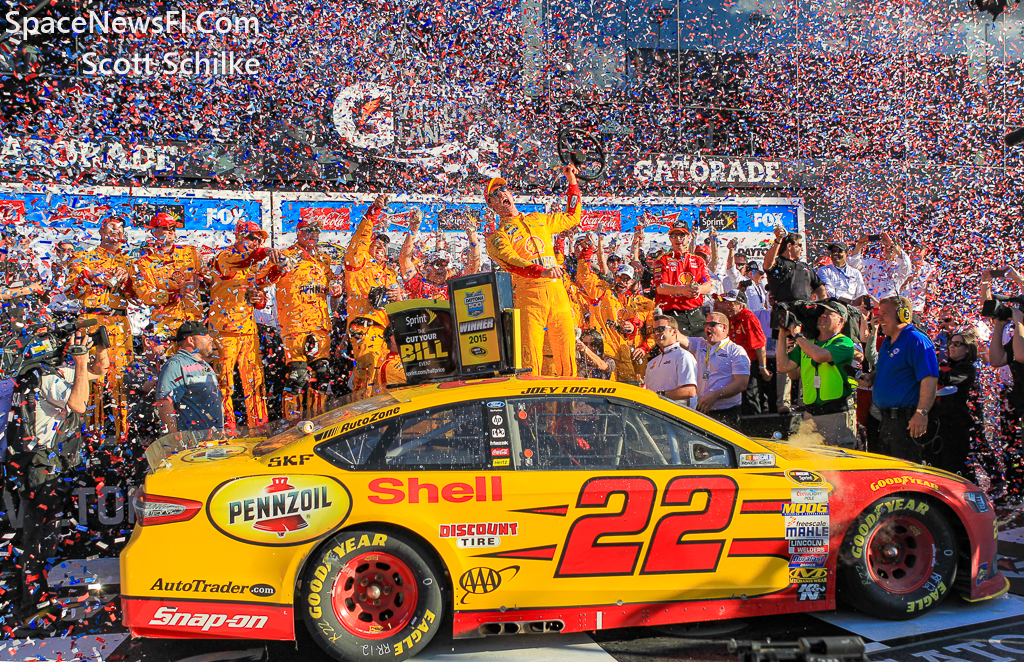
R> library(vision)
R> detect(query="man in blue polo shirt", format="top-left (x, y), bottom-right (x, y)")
top-left (859, 296), bottom-right (938, 463)
top-left (155, 321), bottom-right (224, 436)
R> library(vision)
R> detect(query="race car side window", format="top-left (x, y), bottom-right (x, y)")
top-left (622, 405), bottom-right (733, 468)
top-left (508, 397), bottom-right (624, 470)
top-left (318, 421), bottom-right (397, 468)
top-left (385, 402), bottom-right (486, 468)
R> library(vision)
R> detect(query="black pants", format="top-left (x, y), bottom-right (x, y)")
top-left (742, 363), bottom-right (762, 416)
top-left (707, 405), bottom-right (743, 429)
top-left (877, 407), bottom-right (924, 464)
top-left (665, 308), bottom-right (706, 338)
top-left (14, 476), bottom-right (72, 615)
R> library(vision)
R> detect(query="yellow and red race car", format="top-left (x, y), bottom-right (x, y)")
top-left (121, 376), bottom-right (1007, 661)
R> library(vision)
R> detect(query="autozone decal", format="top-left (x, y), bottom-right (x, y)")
top-left (335, 407), bottom-right (401, 435)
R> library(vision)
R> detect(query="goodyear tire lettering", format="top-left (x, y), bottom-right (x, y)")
top-left (300, 530), bottom-right (444, 662)
top-left (840, 496), bottom-right (957, 620)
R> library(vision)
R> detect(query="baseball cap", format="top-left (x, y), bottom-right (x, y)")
top-left (747, 260), bottom-right (762, 273)
top-left (826, 241), bottom-right (849, 253)
top-left (717, 289), bottom-right (747, 304)
top-left (819, 300), bottom-right (848, 320)
top-left (694, 245), bottom-right (712, 261)
top-left (430, 250), bottom-right (452, 265)
top-left (668, 221), bottom-right (690, 236)
top-left (174, 320), bottom-right (211, 342)
top-left (615, 264), bottom-right (636, 280)
top-left (485, 177), bottom-right (508, 199)
top-left (148, 211), bottom-right (180, 229)
top-left (235, 220), bottom-right (269, 240)
top-left (372, 232), bottom-right (391, 244)
top-left (607, 252), bottom-right (624, 263)
top-left (296, 216), bottom-right (324, 232)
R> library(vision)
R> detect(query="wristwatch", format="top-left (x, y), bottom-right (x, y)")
top-left (916, 408), bottom-right (929, 417)
top-left (795, 332), bottom-right (805, 339)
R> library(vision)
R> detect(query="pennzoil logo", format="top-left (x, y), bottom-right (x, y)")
top-left (789, 568), bottom-right (828, 584)
top-left (458, 566), bottom-right (519, 604)
top-left (207, 475), bottom-right (352, 547)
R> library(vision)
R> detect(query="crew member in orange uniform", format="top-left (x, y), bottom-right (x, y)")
top-left (276, 216), bottom-right (343, 422)
top-left (131, 212), bottom-right (206, 342)
top-left (485, 165), bottom-right (582, 377)
top-left (66, 216), bottom-right (134, 440)
top-left (345, 194), bottom-right (402, 397)
top-left (398, 210), bottom-right (481, 300)
top-left (207, 221), bottom-right (280, 432)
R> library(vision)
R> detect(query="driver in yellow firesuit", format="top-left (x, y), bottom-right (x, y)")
top-left (485, 164), bottom-right (582, 377)
top-left (345, 194), bottom-right (402, 397)
top-left (207, 221), bottom-right (281, 432)
top-left (276, 216), bottom-right (343, 422)
top-left (66, 216), bottom-right (133, 441)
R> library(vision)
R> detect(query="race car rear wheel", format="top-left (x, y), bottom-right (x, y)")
top-left (839, 495), bottom-right (958, 620)
top-left (301, 529), bottom-right (446, 661)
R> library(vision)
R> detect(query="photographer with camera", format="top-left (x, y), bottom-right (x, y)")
top-left (346, 194), bottom-right (404, 397)
top-left (10, 327), bottom-right (108, 626)
top-left (776, 301), bottom-right (858, 448)
top-left (207, 220), bottom-right (281, 432)
top-left (857, 296), bottom-right (938, 463)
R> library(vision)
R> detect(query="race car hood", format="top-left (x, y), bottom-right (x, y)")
top-left (151, 438), bottom-right (265, 476)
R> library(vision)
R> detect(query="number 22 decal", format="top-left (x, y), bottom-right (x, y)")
top-left (555, 475), bottom-right (738, 577)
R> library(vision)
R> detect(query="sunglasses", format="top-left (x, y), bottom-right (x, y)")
top-left (242, 233), bottom-right (263, 241)
top-left (652, 325), bottom-right (672, 334)
top-left (487, 185), bottom-right (508, 200)
top-left (704, 321), bottom-right (724, 327)
top-left (432, 260), bottom-right (449, 268)
top-left (942, 317), bottom-right (954, 323)
top-left (950, 340), bottom-right (967, 347)
top-left (300, 226), bottom-right (322, 234)
top-left (828, 248), bottom-right (846, 253)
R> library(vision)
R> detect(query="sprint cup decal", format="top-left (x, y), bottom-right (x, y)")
top-left (206, 475), bottom-right (352, 546)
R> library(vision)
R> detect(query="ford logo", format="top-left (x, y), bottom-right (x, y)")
top-left (250, 584), bottom-right (276, 597)
top-left (486, 401), bottom-right (505, 408)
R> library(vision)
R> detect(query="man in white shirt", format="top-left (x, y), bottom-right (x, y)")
top-left (817, 241), bottom-right (868, 303)
top-left (901, 243), bottom-right (936, 317)
top-left (848, 232), bottom-right (912, 301)
top-left (677, 312), bottom-right (751, 428)
top-left (645, 315), bottom-right (698, 408)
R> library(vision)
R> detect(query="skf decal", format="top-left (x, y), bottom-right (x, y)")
top-left (797, 583), bottom-right (826, 601)
top-left (266, 454), bottom-right (314, 467)
top-left (440, 522), bottom-right (518, 548)
top-left (870, 476), bottom-right (940, 492)
top-left (784, 469), bottom-right (827, 487)
top-left (789, 568), bottom-right (827, 584)
top-left (207, 475), bottom-right (352, 547)
top-left (458, 566), bottom-right (520, 604)
top-left (181, 445), bottom-right (248, 463)
top-left (738, 453), bottom-right (775, 467)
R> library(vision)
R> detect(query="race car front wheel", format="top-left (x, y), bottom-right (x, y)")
top-left (301, 529), bottom-right (447, 661)
top-left (838, 495), bottom-right (958, 620)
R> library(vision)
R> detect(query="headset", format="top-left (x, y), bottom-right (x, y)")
top-left (896, 296), bottom-right (913, 325)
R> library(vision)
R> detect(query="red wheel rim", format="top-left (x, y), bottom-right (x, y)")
top-left (331, 552), bottom-right (419, 639)
top-left (866, 515), bottom-right (936, 594)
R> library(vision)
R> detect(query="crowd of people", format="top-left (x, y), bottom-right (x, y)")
top-left (2, 167), bottom-right (1023, 627)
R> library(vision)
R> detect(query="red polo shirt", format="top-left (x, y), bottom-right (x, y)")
top-left (728, 307), bottom-right (766, 361)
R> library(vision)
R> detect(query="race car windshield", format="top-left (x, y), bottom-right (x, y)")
top-left (253, 392), bottom-right (401, 458)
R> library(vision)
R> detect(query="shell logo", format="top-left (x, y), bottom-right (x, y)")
top-left (206, 475), bottom-right (352, 547)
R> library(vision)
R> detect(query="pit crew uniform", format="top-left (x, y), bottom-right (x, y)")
top-left (576, 261), bottom-right (646, 383)
top-left (276, 240), bottom-right (337, 422)
top-left (406, 272), bottom-right (450, 300)
top-left (66, 245), bottom-right (133, 441)
top-left (207, 245), bottom-right (275, 431)
top-left (618, 287), bottom-right (657, 379)
top-left (345, 206), bottom-right (399, 395)
top-left (653, 251), bottom-right (711, 337)
top-left (132, 243), bottom-right (205, 340)
top-left (486, 184), bottom-right (582, 377)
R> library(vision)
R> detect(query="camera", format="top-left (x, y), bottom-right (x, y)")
top-left (771, 300), bottom-right (822, 331)
top-left (989, 268), bottom-right (1008, 278)
top-left (739, 279), bottom-right (753, 289)
top-left (0, 319), bottom-right (105, 381)
top-left (981, 293), bottom-right (1024, 321)
top-left (867, 234), bottom-right (883, 242)
top-left (368, 286), bottom-right (390, 309)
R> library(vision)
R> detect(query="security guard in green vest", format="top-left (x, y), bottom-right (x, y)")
top-left (776, 300), bottom-right (858, 448)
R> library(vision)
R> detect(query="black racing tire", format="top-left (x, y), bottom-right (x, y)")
top-left (838, 495), bottom-right (958, 620)
top-left (301, 529), bottom-right (447, 662)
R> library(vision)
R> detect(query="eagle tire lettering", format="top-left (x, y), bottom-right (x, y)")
top-left (300, 529), bottom-right (446, 662)
top-left (838, 495), bottom-right (957, 620)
